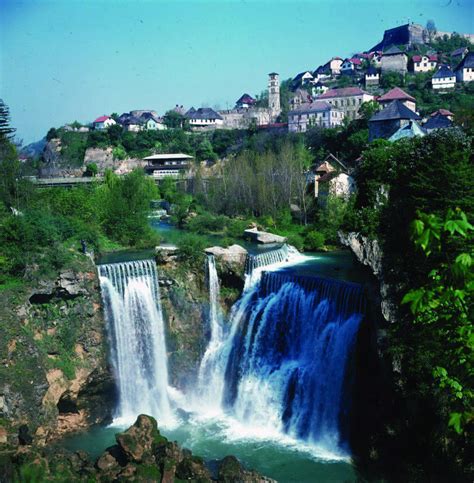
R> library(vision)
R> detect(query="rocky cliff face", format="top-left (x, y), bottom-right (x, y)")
top-left (0, 254), bottom-right (115, 446)
top-left (156, 246), bottom-right (247, 390)
top-left (339, 232), bottom-right (397, 324)
top-left (40, 139), bottom-right (84, 177)
top-left (40, 139), bottom-right (146, 178)
top-left (83, 148), bottom-right (146, 175)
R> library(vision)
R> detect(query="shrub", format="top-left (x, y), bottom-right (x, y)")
top-left (177, 233), bottom-right (206, 264)
top-left (286, 233), bottom-right (304, 252)
top-left (304, 231), bottom-right (325, 251)
top-left (112, 145), bottom-right (127, 160)
top-left (84, 162), bottom-right (98, 177)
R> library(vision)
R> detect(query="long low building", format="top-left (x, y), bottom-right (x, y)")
top-left (143, 153), bottom-right (193, 178)
top-left (288, 101), bottom-right (344, 132)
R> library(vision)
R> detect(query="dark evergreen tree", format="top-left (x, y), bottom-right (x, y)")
top-left (0, 99), bottom-right (16, 140)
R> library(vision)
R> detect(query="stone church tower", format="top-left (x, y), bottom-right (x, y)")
top-left (268, 72), bottom-right (281, 120)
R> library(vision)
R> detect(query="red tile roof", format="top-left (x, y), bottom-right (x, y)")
top-left (318, 87), bottom-right (367, 99)
top-left (348, 58), bottom-right (362, 65)
top-left (378, 87), bottom-right (416, 103)
top-left (94, 115), bottom-right (110, 123)
top-left (431, 108), bottom-right (454, 117)
top-left (412, 54), bottom-right (438, 63)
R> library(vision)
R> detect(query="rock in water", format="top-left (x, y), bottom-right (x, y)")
top-left (205, 244), bottom-right (248, 265)
top-left (115, 414), bottom-right (162, 463)
top-left (244, 227), bottom-right (287, 244)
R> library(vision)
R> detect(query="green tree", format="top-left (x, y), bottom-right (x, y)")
top-left (46, 127), bottom-right (59, 141)
top-left (84, 162), bottom-right (98, 177)
top-left (99, 169), bottom-right (159, 245)
top-left (0, 99), bottom-right (16, 140)
top-left (402, 209), bottom-right (473, 434)
top-left (163, 110), bottom-right (186, 129)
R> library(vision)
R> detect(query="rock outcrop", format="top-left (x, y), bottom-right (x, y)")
top-left (205, 244), bottom-right (248, 266)
top-left (83, 147), bottom-right (146, 175)
top-left (2, 415), bottom-right (274, 482)
top-left (244, 227), bottom-right (287, 244)
top-left (0, 253), bottom-right (114, 446)
top-left (338, 232), bottom-right (397, 323)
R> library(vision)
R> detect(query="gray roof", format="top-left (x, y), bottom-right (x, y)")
top-left (423, 114), bottom-right (453, 131)
top-left (369, 100), bottom-right (421, 122)
top-left (383, 45), bottom-right (406, 56)
top-left (456, 52), bottom-right (474, 71)
top-left (451, 47), bottom-right (468, 56)
top-left (288, 101), bottom-right (334, 115)
top-left (366, 66), bottom-right (378, 75)
top-left (433, 65), bottom-right (455, 79)
top-left (186, 107), bottom-right (223, 121)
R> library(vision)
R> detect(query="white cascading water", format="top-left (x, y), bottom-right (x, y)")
top-left (195, 246), bottom-right (365, 457)
top-left (98, 259), bottom-right (174, 426)
top-left (195, 255), bottom-right (226, 410)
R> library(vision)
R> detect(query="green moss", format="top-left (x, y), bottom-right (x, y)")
top-left (135, 464), bottom-right (161, 480)
top-left (16, 458), bottom-right (48, 483)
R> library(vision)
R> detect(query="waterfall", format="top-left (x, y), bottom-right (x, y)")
top-left (245, 244), bottom-right (290, 273)
top-left (98, 259), bottom-right (173, 425)
top-left (204, 270), bottom-right (365, 456)
top-left (196, 255), bottom-right (226, 410)
top-left (244, 244), bottom-right (304, 290)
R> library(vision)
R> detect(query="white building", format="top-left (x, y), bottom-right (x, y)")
top-left (143, 153), bottom-right (193, 178)
top-left (432, 65), bottom-right (456, 90)
top-left (288, 101), bottom-right (344, 132)
top-left (185, 107), bottom-right (224, 129)
top-left (455, 52), bottom-right (474, 83)
top-left (411, 54), bottom-right (438, 73)
top-left (93, 115), bottom-right (116, 130)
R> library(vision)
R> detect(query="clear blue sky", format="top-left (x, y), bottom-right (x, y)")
top-left (1, 0), bottom-right (472, 143)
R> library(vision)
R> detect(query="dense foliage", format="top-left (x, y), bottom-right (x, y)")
top-left (344, 129), bottom-right (473, 479)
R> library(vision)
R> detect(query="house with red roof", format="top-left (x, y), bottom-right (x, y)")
top-left (377, 87), bottom-right (416, 112)
top-left (340, 58), bottom-right (363, 75)
top-left (235, 93), bottom-right (256, 109)
top-left (93, 115), bottom-right (116, 130)
top-left (317, 87), bottom-right (374, 121)
top-left (411, 54), bottom-right (438, 73)
top-left (311, 153), bottom-right (354, 205)
top-left (430, 109), bottom-right (454, 121)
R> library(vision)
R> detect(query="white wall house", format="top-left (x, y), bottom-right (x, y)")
top-left (455, 53), bottom-right (474, 83)
top-left (432, 66), bottom-right (456, 90)
top-left (186, 107), bottom-right (224, 129)
top-left (288, 102), bottom-right (344, 132)
top-left (93, 115), bottom-right (116, 130)
top-left (411, 54), bottom-right (438, 73)
top-left (146, 118), bottom-right (166, 130)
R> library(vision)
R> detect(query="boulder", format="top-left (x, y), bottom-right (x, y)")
top-left (205, 244), bottom-right (248, 265)
top-left (175, 455), bottom-right (212, 481)
top-left (115, 414), bottom-right (162, 463)
top-left (244, 228), bottom-right (287, 244)
top-left (58, 270), bottom-right (87, 297)
top-left (218, 455), bottom-right (276, 483)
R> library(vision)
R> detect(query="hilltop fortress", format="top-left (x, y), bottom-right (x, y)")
top-left (372, 22), bottom-right (474, 51)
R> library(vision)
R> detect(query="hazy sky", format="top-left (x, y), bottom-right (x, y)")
top-left (1, 0), bottom-right (472, 143)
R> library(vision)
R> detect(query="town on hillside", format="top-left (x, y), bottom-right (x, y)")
top-left (31, 22), bottom-right (473, 205)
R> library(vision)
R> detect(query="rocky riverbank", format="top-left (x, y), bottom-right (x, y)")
top-left (0, 253), bottom-right (114, 447)
top-left (1, 414), bottom-right (274, 482)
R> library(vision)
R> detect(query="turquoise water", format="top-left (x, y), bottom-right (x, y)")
top-left (61, 414), bottom-right (358, 482)
top-left (87, 230), bottom-right (370, 482)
